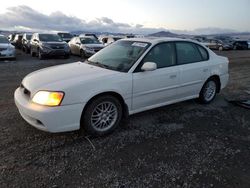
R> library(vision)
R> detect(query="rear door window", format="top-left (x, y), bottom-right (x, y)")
top-left (176, 42), bottom-right (203, 64)
top-left (142, 42), bottom-right (176, 69)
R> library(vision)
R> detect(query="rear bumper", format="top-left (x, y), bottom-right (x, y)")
top-left (220, 73), bottom-right (229, 90)
top-left (14, 87), bottom-right (85, 133)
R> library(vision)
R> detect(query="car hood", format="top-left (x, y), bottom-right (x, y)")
top-left (42, 41), bottom-right (66, 45)
top-left (82, 44), bottom-right (104, 48)
top-left (22, 62), bottom-right (118, 93)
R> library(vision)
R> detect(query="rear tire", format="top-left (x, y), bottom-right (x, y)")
top-left (81, 95), bottom-right (123, 136)
top-left (199, 79), bottom-right (218, 104)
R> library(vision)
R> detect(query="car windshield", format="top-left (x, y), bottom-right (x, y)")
top-left (39, 34), bottom-right (63, 42)
top-left (0, 36), bottom-right (9, 43)
top-left (58, 33), bottom-right (72, 38)
top-left (80, 38), bottom-right (101, 44)
top-left (87, 40), bottom-right (151, 72)
top-left (26, 35), bottom-right (32, 40)
top-left (114, 37), bottom-right (122, 41)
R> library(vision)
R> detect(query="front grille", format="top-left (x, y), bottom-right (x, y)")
top-left (49, 45), bottom-right (64, 50)
top-left (0, 48), bottom-right (7, 51)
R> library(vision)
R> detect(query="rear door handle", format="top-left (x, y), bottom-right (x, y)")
top-left (170, 74), bottom-right (177, 79)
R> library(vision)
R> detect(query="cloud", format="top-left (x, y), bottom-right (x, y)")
top-left (0, 6), bottom-right (243, 35)
top-left (0, 5), bottom-right (165, 34)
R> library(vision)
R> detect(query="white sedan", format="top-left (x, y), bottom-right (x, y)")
top-left (14, 38), bottom-right (229, 135)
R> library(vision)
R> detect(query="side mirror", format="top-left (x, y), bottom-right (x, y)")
top-left (141, 62), bottom-right (157, 72)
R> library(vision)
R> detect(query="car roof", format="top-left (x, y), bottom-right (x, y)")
top-left (36, 33), bottom-right (58, 35)
top-left (121, 37), bottom-right (195, 44)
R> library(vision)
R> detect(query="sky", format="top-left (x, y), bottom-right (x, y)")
top-left (0, 0), bottom-right (249, 34)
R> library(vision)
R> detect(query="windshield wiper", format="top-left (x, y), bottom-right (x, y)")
top-left (87, 60), bottom-right (115, 70)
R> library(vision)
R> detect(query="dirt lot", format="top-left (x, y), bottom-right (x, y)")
top-left (0, 50), bottom-right (250, 188)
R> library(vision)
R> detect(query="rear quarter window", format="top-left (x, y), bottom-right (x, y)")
top-left (197, 45), bottom-right (209, 61)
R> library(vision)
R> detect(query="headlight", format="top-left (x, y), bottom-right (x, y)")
top-left (32, 91), bottom-right (64, 106)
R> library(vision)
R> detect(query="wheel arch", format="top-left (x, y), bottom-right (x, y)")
top-left (205, 75), bottom-right (221, 93)
top-left (80, 91), bottom-right (129, 125)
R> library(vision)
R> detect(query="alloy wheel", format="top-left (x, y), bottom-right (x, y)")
top-left (203, 81), bottom-right (216, 102)
top-left (91, 101), bottom-right (118, 132)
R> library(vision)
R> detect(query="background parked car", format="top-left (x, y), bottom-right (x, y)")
top-left (100, 36), bottom-right (123, 46)
top-left (233, 40), bottom-right (249, 50)
top-left (191, 36), bottom-right (207, 43)
top-left (57, 32), bottom-right (73, 43)
top-left (13, 34), bottom-right (23, 49)
top-left (0, 35), bottom-right (16, 60)
top-left (30, 33), bottom-right (70, 60)
top-left (8, 34), bottom-right (16, 45)
top-left (124, 35), bottom-right (135, 38)
top-left (202, 39), bottom-right (232, 51)
top-left (79, 33), bottom-right (98, 40)
top-left (22, 33), bottom-right (32, 53)
top-left (68, 36), bottom-right (104, 58)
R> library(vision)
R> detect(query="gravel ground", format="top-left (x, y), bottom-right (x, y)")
top-left (0, 50), bottom-right (250, 188)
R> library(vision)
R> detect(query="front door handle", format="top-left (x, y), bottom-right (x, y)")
top-left (169, 74), bottom-right (177, 79)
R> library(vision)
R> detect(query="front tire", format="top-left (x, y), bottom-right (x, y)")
top-left (80, 50), bottom-right (86, 59)
top-left (25, 47), bottom-right (29, 54)
top-left (64, 54), bottom-right (69, 59)
top-left (30, 49), bottom-right (35, 57)
top-left (82, 95), bottom-right (123, 136)
top-left (38, 49), bottom-right (44, 60)
top-left (199, 79), bottom-right (218, 104)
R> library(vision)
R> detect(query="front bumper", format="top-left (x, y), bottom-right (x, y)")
top-left (0, 49), bottom-right (16, 59)
top-left (14, 87), bottom-right (85, 133)
top-left (41, 48), bottom-right (70, 57)
top-left (84, 48), bottom-right (103, 57)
